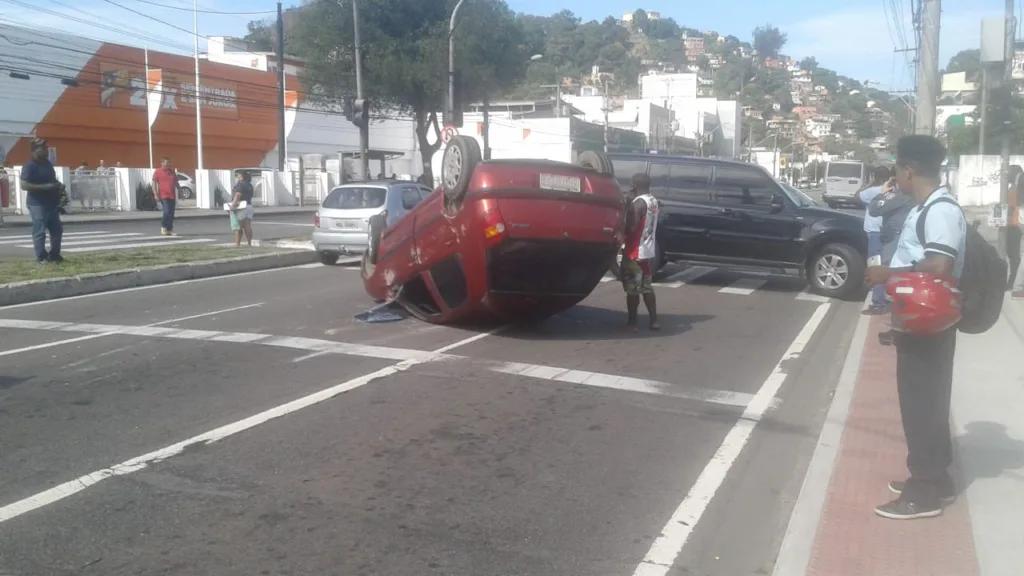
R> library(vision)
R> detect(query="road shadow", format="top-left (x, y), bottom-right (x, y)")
top-left (497, 304), bottom-right (715, 342)
top-left (957, 421), bottom-right (1024, 491)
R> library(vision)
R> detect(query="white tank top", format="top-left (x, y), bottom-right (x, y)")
top-left (636, 194), bottom-right (659, 260)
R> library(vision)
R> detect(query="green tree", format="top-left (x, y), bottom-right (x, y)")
top-left (752, 24), bottom-right (786, 60)
top-left (945, 49), bottom-right (980, 74)
top-left (632, 9), bottom-right (649, 33)
top-left (288, 0), bottom-right (526, 184)
top-left (799, 56), bottom-right (818, 71)
top-left (244, 20), bottom-right (275, 52)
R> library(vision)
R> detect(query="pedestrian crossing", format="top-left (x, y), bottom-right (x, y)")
top-left (600, 263), bottom-right (833, 303)
top-left (0, 230), bottom-right (218, 254)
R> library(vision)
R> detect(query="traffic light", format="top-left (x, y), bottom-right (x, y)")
top-left (343, 97), bottom-right (354, 122)
top-left (352, 98), bottom-right (370, 127)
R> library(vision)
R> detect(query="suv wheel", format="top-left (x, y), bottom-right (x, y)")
top-left (806, 243), bottom-right (864, 300)
top-left (319, 252), bottom-right (339, 266)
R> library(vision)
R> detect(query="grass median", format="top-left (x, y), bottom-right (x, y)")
top-left (0, 244), bottom-right (285, 284)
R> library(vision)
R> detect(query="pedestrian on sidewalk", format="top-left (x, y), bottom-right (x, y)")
top-left (229, 171), bottom-right (255, 247)
top-left (860, 165), bottom-right (893, 315)
top-left (152, 156), bottom-right (179, 236)
top-left (621, 172), bottom-right (660, 332)
top-left (19, 139), bottom-right (65, 264)
top-left (865, 135), bottom-right (966, 520)
top-left (1007, 165), bottom-right (1024, 298)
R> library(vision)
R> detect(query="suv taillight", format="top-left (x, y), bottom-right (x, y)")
top-left (314, 212), bottom-right (320, 228)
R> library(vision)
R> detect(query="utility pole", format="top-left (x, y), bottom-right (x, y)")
top-left (276, 1), bottom-right (287, 172)
top-left (980, 66), bottom-right (988, 154)
top-left (352, 0), bottom-right (369, 181)
top-left (914, 0), bottom-right (940, 135)
top-left (447, 0), bottom-right (466, 124)
top-left (602, 80), bottom-right (610, 153)
top-left (192, 0), bottom-right (203, 171)
top-left (482, 94), bottom-right (491, 159)
top-left (1000, 0), bottom-right (1014, 211)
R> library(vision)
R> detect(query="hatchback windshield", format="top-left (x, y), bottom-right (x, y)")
top-left (323, 187), bottom-right (387, 209)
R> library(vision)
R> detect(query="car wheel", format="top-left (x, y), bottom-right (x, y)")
top-left (366, 212), bottom-right (386, 265)
top-left (442, 136), bottom-right (482, 204)
top-left (806, 242), bottom-right (865, 300)
top-left (180, 186), bottom-right (194, 200)
top-left (319, 252), bottom-right (339, 266)
top-left (576, 150), bottom-right (616, 176)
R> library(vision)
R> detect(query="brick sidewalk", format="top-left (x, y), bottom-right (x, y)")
top-left (805, 316), bottom-right (980, 575)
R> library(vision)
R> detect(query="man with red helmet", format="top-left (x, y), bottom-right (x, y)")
top-left (864, 135), bottom-right (967, 520)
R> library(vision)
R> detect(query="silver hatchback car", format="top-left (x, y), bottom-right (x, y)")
top-left (313, 180), bottom-right (433, 265)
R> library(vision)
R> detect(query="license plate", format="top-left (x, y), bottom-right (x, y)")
top-left (336, 220), bottom-right (359, 229)
top-left (540, 173), bottom-right (581, 192)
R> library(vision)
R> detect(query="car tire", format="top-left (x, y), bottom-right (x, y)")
top-left (179, 186), bottom-right (194, 200)
top-left (366, 212), bottom-right (386, 265)
top-left (806, 242), bottom-right (865, 300)
top-left (441, 136), bottom-right (482, 204)
top-left (576, 150), bottom-right (615, 176)
top-left (319, 252), bottom-right (339, 266)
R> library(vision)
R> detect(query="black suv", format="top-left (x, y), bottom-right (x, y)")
top-left (607, 153), bottom-right (868, 300)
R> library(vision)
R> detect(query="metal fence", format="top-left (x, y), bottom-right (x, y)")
top-left (68, 171), bottom-right (120, 211)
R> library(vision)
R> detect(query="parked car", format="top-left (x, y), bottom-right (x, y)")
top-left (605, 153), bottom-right (868, 300)
top-left (822, 160), bottom-right (867, 209)
top-left (314, 180), bottom-right (432, 265)
top-left (176, 172), bottom-right (194, 200)
top-left (361, 138), bottom-right (624, 323)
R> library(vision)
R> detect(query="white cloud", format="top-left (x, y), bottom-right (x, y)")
top-left (784, 5), bottom-right (1002, 90)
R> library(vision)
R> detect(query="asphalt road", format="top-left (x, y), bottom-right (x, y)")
top-left (0, 259), bottom-right (862, 576)
top-left (0, 213), bottom-right (314, 260)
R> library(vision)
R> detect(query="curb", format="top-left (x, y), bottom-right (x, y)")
top-left (0, 207), bottom-right (317, 228)
top-left (0, 250), bottom-right (318, 307)
top-left (267, 239), bottom-right (315, 251)
top-left (771, 298), bottom-right (873, 576)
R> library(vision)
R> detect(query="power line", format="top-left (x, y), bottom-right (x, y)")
top-left (128, 0), bottom-right (276, 15)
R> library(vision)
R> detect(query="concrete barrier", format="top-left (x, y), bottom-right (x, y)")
top-left (0, 250), bottom-right (319, 307)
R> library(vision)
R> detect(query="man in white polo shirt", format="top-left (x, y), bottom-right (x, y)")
top-left (860, 165), bottom-right (893, 314)
top-left (865, 135), bottom-right (966, 520)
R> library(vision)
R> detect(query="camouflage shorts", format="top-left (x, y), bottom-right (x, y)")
top-left (621, 258), bottom-right (654, 296)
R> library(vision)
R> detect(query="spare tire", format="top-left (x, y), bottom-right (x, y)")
top-left (576, 150), bottom-right (615, 176)
top-left (442, 136), bottom-right (482, 204)
top-left (366, 212), bottom-right (386, 265)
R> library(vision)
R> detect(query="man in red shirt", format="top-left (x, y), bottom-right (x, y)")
top-left (152, 156), bottom-right (179, 235)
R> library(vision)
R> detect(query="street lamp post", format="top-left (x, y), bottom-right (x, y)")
top-left (447, 0), bottom-right (467, 123)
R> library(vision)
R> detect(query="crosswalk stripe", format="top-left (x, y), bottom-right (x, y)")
top-left (13, 234), bottom-right (146, 249)
top-left (60, 238), bottom-right (216, 253)
top-left (0, 231), bottom-right (115, 244)
top-left (795, 291), bottom-right (830, 303)
top-left (718, 277), bottom-right (768, 295)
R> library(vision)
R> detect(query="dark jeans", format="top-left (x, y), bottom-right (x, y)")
top-left (867, 231), bottom-right (885, 308)
top-left (27, 202), bottom-right (63, 262)
top-left (161, 198), bottom-right (176, 231)
top-left (894, 327), bottom-right (957, 506)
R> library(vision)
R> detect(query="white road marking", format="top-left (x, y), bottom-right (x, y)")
top-left (600, 276), bottom-right (616, 283)
top-left (15, 234), bottom-right (147, 248)
top-left (794, 290), bottom-right (830, 303)
top-left (292, 350), bottom-right (331, 363)
top-left (0, 262), bottom-right (318, 310)
top-left (632, 302), bottom-right (832, 576)
top-left (0, 326), bottom-right (505, 525)
top-left (295, 262), bottom-right (322, 268)
top-left (59, 238), bottom-right (215, 252)
top-left (718, 277), bottom-right (768, 295)
top-left (0, 231), bottom-right (119, 244)
top-left (489, 361), bottom-right (763, 408)
top-left (0, 303), bottom-right (263, 358)
top-left (665, 265), bottom-right (716, 283)
top-left (255, 221), bottom-right (313, 227)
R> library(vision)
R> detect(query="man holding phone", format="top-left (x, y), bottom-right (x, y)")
top-left (859, 166), bottom-right (893, 314)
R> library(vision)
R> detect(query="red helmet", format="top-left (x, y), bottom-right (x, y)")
top-left (884, 272), bottom-right (963, 335)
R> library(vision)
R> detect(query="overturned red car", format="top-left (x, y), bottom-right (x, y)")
top-left (360, 137), bottom-right (625, 324)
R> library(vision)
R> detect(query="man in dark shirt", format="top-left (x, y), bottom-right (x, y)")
top-left (20, 139), bottom-right (64, 264)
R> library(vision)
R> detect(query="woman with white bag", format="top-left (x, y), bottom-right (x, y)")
top-left (228, 171), bottom-right (255, 247)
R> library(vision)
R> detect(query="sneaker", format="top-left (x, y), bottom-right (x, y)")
top-left (888, 480), bottom-right (957, 505)
top-left (874, 497), bottom-right (943, 520)
top-left (160, 227), bottom-right (169, 236)
top-left (861, 306), bottom-right (887, 316)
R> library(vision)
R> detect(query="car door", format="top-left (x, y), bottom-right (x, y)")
top-left (649, 161), bottom-right (713, 259)
top-left (706, 166), bottom-right (803, 264)
top-left (378, 186), bottom-right (419, 268)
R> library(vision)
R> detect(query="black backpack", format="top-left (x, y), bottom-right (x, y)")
top-left (916, 197), bottom-right (1007, 334)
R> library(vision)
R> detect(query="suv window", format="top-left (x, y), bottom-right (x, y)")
top-left (712, 167), bottom-right (776, 208)
top-left (610, 158), bottom-right (648, 192)
top-left (401, 186), bottom-right (423, 210)
top-left (649, 162), bottom-right (712, 203)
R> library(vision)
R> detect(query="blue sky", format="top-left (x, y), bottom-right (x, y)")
top-left (1, 0), bottom-right (1013, 91)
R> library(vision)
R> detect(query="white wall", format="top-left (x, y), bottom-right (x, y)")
top-left (953, 154), bottom-right (1024, 206)
top-left (640, 73), bottom-right (698, 102)
top-left (714, 100), bottom-right (741, 158)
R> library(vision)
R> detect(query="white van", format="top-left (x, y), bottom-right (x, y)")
top-left (822, 161), bottom-right (866, 209)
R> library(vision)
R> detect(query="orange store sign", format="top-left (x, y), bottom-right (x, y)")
top-left (99, 62), bottom-right (239, 120)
